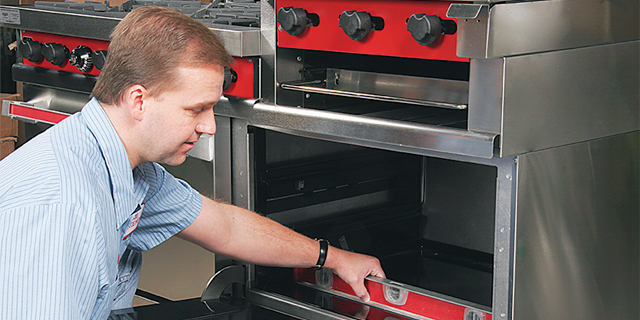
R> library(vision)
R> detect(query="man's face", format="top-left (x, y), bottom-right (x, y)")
top-left (139, 64), bottom-right (225, 166)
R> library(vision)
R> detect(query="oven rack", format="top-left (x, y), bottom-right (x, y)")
top-left (281, 68), bottom-right (468, 110)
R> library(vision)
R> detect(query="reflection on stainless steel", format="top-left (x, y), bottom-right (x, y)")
top-left (451, 0), bottom-right (639, 59)
top-left (515, 132), bottom-right (639, 319)
top-left (326, 69), bottom-right (468, 109)
top-left (466, 40), bottom-right (639, 157)
top-left (499, 40), bottom-right (639, 157)
top-left (246, 289), bottom-right (354, 320)
top-left (250, 102), bottom-right (496, 159)
top-left (26, 87), bottom-right (88, 114)
top-left (214, 97), bottom-right (496, 159)
top-left (281, 68), bottom-right (468, 110)
top-left (281, 81), bottom-right (466, 109)
top-left (201, 265), bottom-right (246, 301)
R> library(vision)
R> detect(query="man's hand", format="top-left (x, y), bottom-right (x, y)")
top-left (324, 247), bottom-right (386, 302)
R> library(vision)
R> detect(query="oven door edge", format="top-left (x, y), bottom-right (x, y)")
top-left (214, 97), bottom-right (498, 159)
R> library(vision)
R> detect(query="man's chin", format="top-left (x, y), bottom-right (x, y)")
top-left (159, 154), bottom-right (188, 167)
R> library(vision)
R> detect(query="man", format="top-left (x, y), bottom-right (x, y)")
top-left (0, 6), bottom-right (384, 320)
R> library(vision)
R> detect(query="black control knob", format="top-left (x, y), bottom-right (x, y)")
top-left (277, 7), bottom-right (320, 36)
top-left (17, 38), bottom-right (42, 63)
top-left (92, 50), bottom-right (108, 71)
top-left (406, 14), bottom-right (457, 46)
top-left (69, 45), bottom-right (93, 72)
top-left (339, 11), bottom-right (384, 41)
top-left (42, 43), bottom-right (69, 66)
top-left (223, 67), bottom-right (237, 91)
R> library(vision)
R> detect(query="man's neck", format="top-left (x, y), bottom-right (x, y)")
top-left (99, 101), bottom-right (141, 169)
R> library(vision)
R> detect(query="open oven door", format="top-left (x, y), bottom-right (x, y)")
top-left (131, 264), bottom-right (491, 320)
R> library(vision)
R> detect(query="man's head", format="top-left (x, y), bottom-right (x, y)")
top-left (91, 5), bottom-right (234, 105)
top-left (93, 6), bottom-right (234, 168)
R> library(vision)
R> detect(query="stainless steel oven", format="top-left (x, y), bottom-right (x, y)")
top-left (1, 1), bottom-right (638, 319)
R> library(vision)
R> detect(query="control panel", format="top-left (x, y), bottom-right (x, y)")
top-left (19, 30), bottom-right (108, 76)
top-left (276, 0), bottom-right (466, 62)
top-left (17, 31), bottom-right (256, 99)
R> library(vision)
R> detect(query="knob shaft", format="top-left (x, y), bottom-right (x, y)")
top-left (406, 14), bottom-right (457, 46)
top-left (69, 45), bottom-right (93, 72)
top-left (92, 50), bottom-right (108, 71)
top-left (18, 38), bottom-right (42, 63)
top-left (42, 43), bottom-right (69, 66)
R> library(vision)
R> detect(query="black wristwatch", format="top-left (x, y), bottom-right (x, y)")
top-left (312, 239), bottom-right (329, 270)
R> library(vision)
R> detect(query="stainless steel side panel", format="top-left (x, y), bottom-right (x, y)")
top-left (452, 0), bottom-right (639, 59)
top-left (468, 58), bottom-right (504, 134)
top-left (498, 40), bottom-right (639, 157)
top-left (513, 131), bottom-right (639, 320)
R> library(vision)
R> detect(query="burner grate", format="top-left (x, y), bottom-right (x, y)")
top-left (32, 0), bottom-right (261, 27)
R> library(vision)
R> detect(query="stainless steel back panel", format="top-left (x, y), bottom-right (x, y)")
top-left (514, 131), bottom-right (639, 320)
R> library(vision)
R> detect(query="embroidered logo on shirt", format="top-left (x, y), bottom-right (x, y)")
top-left (123, 203), bottom-right (144, 240)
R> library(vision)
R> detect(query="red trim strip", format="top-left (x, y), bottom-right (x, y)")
top-left (9, 104), bottom-right (69, 125)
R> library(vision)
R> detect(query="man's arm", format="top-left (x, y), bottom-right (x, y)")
top-left (177, 195), bottom-right (385, 302)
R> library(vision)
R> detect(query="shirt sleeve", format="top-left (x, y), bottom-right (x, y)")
top-left (127, 163), bottom-right (202, 251)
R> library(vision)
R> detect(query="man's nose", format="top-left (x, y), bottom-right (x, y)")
top-left (196, 110), bottom-right (216, 135)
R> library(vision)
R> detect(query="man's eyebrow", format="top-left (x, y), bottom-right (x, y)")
top-left (187, 101), bottom-right (217, 109)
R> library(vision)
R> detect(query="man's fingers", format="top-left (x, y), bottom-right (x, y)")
top-left (351, 281), bottom-right (371, 302)
top-left (370, 267), bottom-right (386, 279)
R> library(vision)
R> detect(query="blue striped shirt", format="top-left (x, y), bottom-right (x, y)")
top-left (0, 98), bottom-right (202, 319)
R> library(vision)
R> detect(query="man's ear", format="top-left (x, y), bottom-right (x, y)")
top-left (124, 84), bottom-right (148, 121)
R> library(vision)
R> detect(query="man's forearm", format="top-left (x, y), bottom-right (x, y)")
top-left (177, 195), bottom-right (320, 268)
top-left (177, 195), bottom-right (385, 302)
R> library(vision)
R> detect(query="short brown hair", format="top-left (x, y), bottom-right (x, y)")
top-left (91, 6), bottom-right (234, 105)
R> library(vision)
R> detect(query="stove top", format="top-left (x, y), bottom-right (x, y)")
top-left (0, 0), bottom-right (262, 56)
top-left (32, 0), bottom-right (260, 28)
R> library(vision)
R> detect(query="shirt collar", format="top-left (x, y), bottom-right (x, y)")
top-left (82, 98), bottom-right (147, 228)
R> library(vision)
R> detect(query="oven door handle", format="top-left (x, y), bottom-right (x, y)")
top-left (2, 100), bottom-right (71, 125)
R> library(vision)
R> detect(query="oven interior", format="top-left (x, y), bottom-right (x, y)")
top-left (251, 127), bottom-right (497, 312)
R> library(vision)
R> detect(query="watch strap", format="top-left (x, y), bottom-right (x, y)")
top-left (312, 239), bottom-right (329, 270)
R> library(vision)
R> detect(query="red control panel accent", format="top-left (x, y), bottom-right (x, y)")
top-left (225, 57), bottom-right (256, 99)
top-left (9, 103), bottom-right (70, 125)
top-left (294, 268), bottom-right (492, 320)
top-left (20, 31), bottom-right (255, 99)
top-left (21, 30), bottom-right (109, 77)
top-left (277, 0), bottom-right (467, 62)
